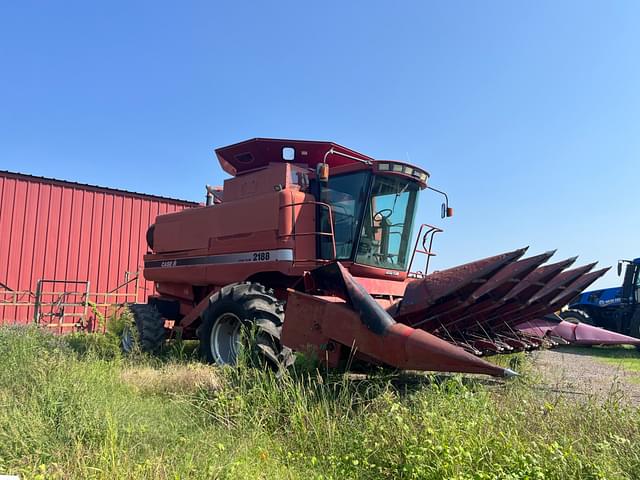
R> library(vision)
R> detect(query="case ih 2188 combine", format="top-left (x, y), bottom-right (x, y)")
top-left (127, 138), bottom-right (611, 378)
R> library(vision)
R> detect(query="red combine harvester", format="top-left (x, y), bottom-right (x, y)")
top-left (128, 138), bottom-right (610, 378)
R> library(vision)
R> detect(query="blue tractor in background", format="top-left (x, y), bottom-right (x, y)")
top-left (561, 258), bottom-right (640, 337)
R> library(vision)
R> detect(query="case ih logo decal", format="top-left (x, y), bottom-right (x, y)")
top-left (145, 249), bottom-right (294, 269)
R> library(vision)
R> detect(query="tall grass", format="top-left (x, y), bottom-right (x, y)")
top-left (0, 325), bottom-right (639, 479)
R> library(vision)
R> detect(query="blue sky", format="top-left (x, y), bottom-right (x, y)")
top-left (1, 1), bottom-right (638, 289)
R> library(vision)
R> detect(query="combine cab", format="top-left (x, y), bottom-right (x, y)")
top-left (130, 138), bottom-right (605, 377)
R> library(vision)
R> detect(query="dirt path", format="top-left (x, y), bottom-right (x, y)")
top-left (530, 347), bottom-right (640, 405)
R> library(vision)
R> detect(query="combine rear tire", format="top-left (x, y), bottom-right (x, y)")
top-left (198, 283), bottom-right (294, 372)
top-left (122, 304), bottom-right (167, 354)
top-left (559, 309), bottom-right (593, 326)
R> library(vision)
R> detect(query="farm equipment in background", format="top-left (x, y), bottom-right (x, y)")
top-left (126, 138), bottom-right (610, 378)
top-left (548, 258), bottom-right (640, 341)
top-left (516, 313), bottom-right (640, 348)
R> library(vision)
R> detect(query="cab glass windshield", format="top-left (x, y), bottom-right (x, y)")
top-left (355, 175), bottom-right (419, 270)
top-left (318, 171), bottom-right (370, 260)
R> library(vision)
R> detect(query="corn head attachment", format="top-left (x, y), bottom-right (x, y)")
top-left (387, 249), bottom-right (618, 355)
top-left (282, 262), bottom-right (516, 377)
top-left (517, 315), bottom-right (640, 347)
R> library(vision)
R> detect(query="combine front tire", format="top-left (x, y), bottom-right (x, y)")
top-left (559, 309), bottom-right (593, 326)
top-left (122, 304), bottom-right (167, 354)
top-left (198, 283), bottom-right (294, 372)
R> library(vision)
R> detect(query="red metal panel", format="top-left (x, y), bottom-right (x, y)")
top-left (119, 196), bottom-right (131, 299)
top-left (98, 193), bottom-right (115, 305)
top-left (31, 183), bottom-right (52, 320)
top-left (142, 202), bottom-right (164, 300)
top-left (62, 188), bottom-right (87, 329)
top-left (43, 185), bottom-right (62, 286)
top-left (96, 194), bottom-right (134, 326)
top-left (0, 177), bottom-right (17, 321)
top-left (88, 191), bottom-right (105, 304)
top-left (67, 188), bottom-right (84, 283)
top-left (120, 196), bottom-right (133, 287)
top-left (7, 179), bottom-right (28, 322)
top-left (144, 201), bottom-right (161, 300)
top-left (0, 176), bottom-right (5, 322)
top-left (16, 180), bottom-right (40, 322)
top-left (0, 171), bottom-right (196, 329)
top-left (77, 189), bottom-right (93, 290)
top-left (129, 198), bottom-right (143, 300)
top-left (55, 186), bottom-right (73, 281)
top-left (110, 195), bottom-right (124, 294)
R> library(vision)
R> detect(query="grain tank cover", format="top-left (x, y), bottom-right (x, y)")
top-left (215, 138), bottom-right (374, 176)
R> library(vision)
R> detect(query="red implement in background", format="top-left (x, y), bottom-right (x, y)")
top-left (517, 316), bottom-right (640, 347)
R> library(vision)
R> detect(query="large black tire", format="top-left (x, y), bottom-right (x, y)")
top-left (122, 304), bottom-right (166, 354)
top-left (559, 309), bottom-right (594, 326)
top-left (198, 282), bottom-right (294, 372)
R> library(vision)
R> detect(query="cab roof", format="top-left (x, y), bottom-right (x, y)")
top-left (215, 138), bottom-right (373, 176)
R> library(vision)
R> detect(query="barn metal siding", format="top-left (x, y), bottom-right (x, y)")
top-left (0, 171), bottom-right (197, 330)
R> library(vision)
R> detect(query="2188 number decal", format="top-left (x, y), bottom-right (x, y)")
top-left (252, 251), bottom-right (271, 261)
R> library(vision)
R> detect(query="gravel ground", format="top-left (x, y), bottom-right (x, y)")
top-left (529, 347), bottom-right (640, 405)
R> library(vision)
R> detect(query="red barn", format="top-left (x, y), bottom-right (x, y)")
top-left (0, 170), bottom-right (197, 332)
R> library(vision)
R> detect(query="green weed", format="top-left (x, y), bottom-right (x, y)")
top-left (0, 326), bottom-right (638, 479)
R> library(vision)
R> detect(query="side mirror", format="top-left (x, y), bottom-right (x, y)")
top-left (316, 162), bottom-right (330, 182)
top-left (441, 203), bottom-right (454, 218)
top-left (618, 261), bottom-right (623, 277)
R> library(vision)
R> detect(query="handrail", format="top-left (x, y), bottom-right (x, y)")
top-left (407, 223), bottom-right (444, 277)
top-left (279, 199), bottom-right (337, 260)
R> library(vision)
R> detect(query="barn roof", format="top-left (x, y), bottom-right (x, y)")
top-left (0, 170), bottom-right (199, 206)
